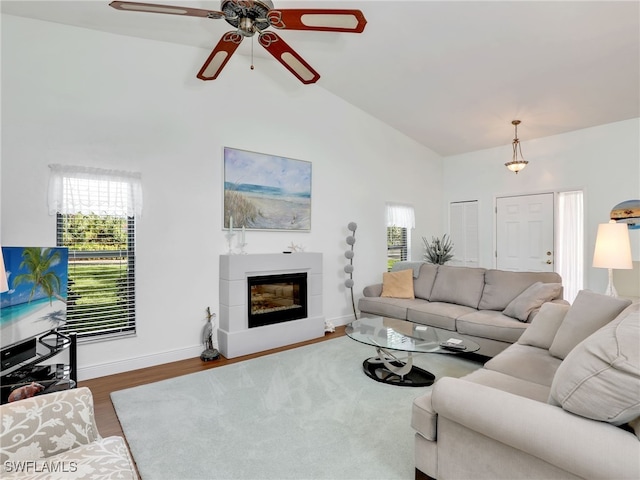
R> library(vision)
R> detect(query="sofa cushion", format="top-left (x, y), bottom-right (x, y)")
top-left (503, 282), bottom-right (563, 322)
top-left (462, 368), bottom-right (552, 403)
top-left (518, 302), bottom-right (570, 349)
top-left (362, 283), bottom-right (383, 297)
top-left (407, 302), bottom-right (476, 330)
top-left (357, 296), bottom-right (420, 320)
top-left (478, 270), bottom-right (563, 311)
top-left (0, 436), bottom-right (139, 480)
top-left (429, 265), bottom-right (486, 309)
top-left (456, 310), bottom-right (529, 343)
top-left (549, 303), bottom-right (640, 426)
top-left (380, 268), bottom-right (414, 299)
top-left (484, 343), bottom-right (563, 387)
top-left (413, 264), bottom-right (439, 300)
top-left (549, 290), bottom-right (632, 359)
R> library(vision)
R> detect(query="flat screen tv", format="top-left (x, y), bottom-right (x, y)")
top-left (0, 246), bottom-right (68, 349)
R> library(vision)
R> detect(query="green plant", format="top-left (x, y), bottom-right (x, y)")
top-left (422, 234), bottom-right (454, 265)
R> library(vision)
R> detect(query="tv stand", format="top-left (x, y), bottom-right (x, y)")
top-left (1, 329), bottom-right (77, 404)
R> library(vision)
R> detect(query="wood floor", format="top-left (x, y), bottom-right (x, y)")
top-left (80, 327), bottom-right (346, 438)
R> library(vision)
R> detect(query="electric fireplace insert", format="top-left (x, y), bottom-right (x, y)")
top-left (247, 272), bottom-right (307, 328)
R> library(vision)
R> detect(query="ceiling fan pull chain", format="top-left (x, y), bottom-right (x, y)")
top-left (251, 35), bottom-right (255, 70)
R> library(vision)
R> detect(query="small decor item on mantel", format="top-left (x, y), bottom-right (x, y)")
top-left (286, 242), bottom-right (305, 253)
top-left (200, 307), bottom-right (220, 362)
top-left (238, 225), bottom-right (247, 254)
top-left (225, 216), bottom-right (236, 254)
top-left (344, 221), bottom-right (358, 321)
top-left (423, 234), bottom-right (454, 265)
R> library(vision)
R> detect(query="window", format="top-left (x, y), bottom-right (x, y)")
top-left (449, 200), bottom-right (479, 267)
top-left (387, 226), bottom-right (407, 270)
top-left (48, 165), bottom-right (142, 341)
top-left (386, 203), bottom-right (415, 271)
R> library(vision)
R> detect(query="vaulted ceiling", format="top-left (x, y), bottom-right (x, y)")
top-left (3, 1), bottom-right (639, 156)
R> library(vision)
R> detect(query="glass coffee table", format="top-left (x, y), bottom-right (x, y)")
top-left (346, 316), bottom-right (480, 387)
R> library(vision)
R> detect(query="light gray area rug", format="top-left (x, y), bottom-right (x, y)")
top-left (111, 336), bottom-right (482, 480)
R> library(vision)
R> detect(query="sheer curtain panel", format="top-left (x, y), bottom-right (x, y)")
top-left (557, 190), bottom-right (584, 303)
top-left (48, 164), bottom-right (143, 218)
top-left (386, 203), bottom-right (415, 229)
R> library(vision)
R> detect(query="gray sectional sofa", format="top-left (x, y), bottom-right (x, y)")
top-left (412, 291), bottom-right (640, 480)
top-left (358, 263), bottom-right (567, 357)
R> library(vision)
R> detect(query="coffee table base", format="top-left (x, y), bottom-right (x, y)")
top-left (362, 349), bottom-right (435, 387)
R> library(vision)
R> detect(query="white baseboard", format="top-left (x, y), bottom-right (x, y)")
top-left (77, 314), bottom-right (356, 381)
top-left (77, 345), bottom-right (202, 381)
top-left (331, 313), bottom-right (359, 327)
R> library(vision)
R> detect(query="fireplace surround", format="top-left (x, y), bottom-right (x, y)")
top-left (218, 253), bottom-right (324, 358)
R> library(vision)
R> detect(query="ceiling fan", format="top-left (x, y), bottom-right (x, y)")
top-left (109, 1), bottom-right (367, 84)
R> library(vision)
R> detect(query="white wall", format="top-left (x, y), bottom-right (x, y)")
top-left (442, 118), bottom-right (640, 293)
top-left (1, 16), bottom-right (442, 379)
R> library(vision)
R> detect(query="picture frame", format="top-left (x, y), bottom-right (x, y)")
top-left (1, 246), bottom-right (68, 349)
top-left (223, 147), bottom-right (312, 231)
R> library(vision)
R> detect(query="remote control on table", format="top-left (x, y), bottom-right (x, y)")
top-left (439, 338), bottom-right (467, 351)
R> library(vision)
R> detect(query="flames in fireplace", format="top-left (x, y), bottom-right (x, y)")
top-left (247, 273), bottom-right (308, 328)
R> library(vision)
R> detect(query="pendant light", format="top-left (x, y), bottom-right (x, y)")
top-left (505, 120), bottom-right (528, 174)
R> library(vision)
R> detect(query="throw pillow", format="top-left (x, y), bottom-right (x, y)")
top-left (380, 268), bottom-right (415, 299)
top-left (548, 303), bottom-right (639, 426)
top-left (549, 290), bottom-right (632, 359)
top-left (517, 302), bottom-right (570, 349)
top-left (503, 282), bottom-right (563, 322)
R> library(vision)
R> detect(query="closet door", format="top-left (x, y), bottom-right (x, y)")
top-left (449, 200), bottom-right (479, 267)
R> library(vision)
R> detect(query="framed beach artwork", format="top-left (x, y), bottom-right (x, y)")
top-left (223, 147), bottom-right (312, 231)
top-left (1, 246), bottom-right (68, 349)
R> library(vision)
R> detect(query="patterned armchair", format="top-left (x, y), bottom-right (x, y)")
top-left (1, 387), bottom-right (138, 479)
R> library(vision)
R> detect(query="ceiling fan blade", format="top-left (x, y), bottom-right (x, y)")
top-left (258, 31), bottom-right (320, 85)
top-left (267, 9), bottom-right (367, 33)
top-left (109, 1), bottom-right (225, 19)
top-left (197, 32), bottom-right (243, 81)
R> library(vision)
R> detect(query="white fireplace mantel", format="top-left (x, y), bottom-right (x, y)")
top-left (218, 253), bottom-right (324, 358)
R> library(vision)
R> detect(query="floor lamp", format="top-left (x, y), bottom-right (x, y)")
top-left (592, 220), bottom-right (633, 297)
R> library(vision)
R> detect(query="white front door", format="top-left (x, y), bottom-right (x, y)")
top-left (496, 193), bottom-right (554, 272)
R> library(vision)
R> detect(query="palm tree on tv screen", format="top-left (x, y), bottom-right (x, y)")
top-left (12, 247), bottom-right (65, 305)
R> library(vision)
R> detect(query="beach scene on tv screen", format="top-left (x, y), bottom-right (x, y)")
top-left (1, 246), bottom-right (68, 348)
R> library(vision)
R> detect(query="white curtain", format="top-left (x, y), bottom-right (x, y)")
top-left (48, 164), bottom-right (143, 218)
top-left (557, 191), bottom-right (584, 303)
top-left (386, 203), bottom-right (415, 229)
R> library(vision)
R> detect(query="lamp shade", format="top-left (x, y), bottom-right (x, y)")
top-left (592, 221), bottom-right (633, 269)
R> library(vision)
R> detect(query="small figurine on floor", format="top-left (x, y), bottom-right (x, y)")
top-left (200, 306), bottom-right (220, 362)
top-left (8, 382), bottom-right (45, 402)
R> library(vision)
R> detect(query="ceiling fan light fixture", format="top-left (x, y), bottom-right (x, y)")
top-left (505, 120), bottom-right (529, 174)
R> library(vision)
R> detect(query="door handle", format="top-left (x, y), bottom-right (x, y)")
top-left (546, 260), bottom-right (552, 264)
